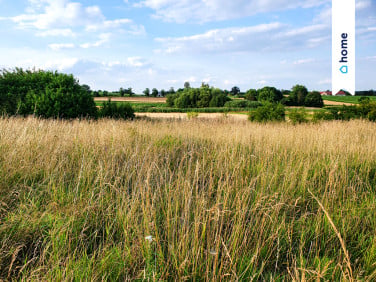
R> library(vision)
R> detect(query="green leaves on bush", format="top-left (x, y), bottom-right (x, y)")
top-left (166, 84), bottom-right (230, 108)
top-left (224, 100), bottom-right (262, 108)
top-left (0, 68), bottom-right (97, 118)
top-left (248, 102), bottom-right (285, 122)
top-left (288, 108), bottom-right (308, 124)
top-left (283, 86), bottom-right (323, 108)
top-left (313, 100), bottom-right (376, 122)
top-left (99, 100), bottom-right (135, 120)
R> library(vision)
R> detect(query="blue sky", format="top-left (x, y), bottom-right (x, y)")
top-left (0, 0), bottom-right (375, 92)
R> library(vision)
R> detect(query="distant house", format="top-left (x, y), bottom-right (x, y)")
top-left (320, 91), bottom-right (332, 96)
top-left (335, 90), bottom-right (346, 96)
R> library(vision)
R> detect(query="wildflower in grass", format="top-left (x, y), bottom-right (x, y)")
top-left (145, 235), bottom-right (154, 242)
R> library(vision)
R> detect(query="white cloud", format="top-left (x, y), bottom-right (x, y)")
top-left (6, 0), bottom-right (144, 37)
top-left (135, 0), bottom-right (330, 23)
top-left (155, 22), bottom-right (329, 54)
top-left (48, 43), bottom-right (75, 50)
top-left (80, 33), bottom-right (111, 48)
top-left (293, 58), bottom-right (315, 65)
top-left (256, 80), bottom-right (268, 85)
top-left (127, 57), bottom-right (148, 67)
top-left (356, 0), bottom-right (372, 10)
top-left (42, 57), bottom-right (79, 71)
top-left (36, 28), bottom-right (76, 37)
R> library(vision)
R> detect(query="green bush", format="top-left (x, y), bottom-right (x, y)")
top-left (244, 89), bottom-right (258, 101)
top-left (99, 100), bottom-right (135, 119)
top-left (304, 91), bottom-right (324, 107)
top-left (288, 108), bottom-right (308, 124)
top-left (248, 102), bottom-right (285, 122)
top-left (0, 68), bottom-right (97, 118)
top-left (315, 101), bottom-right (376, 122)
top-left (312, 111), bottom-right (335, 122)
top-left (224, 100), bottom-right (262, 108)
top-left (368, 109), bottom-right (376, 122)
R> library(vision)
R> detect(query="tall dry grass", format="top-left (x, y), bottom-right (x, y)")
top-left (0, 117), bottom-right (376, 280)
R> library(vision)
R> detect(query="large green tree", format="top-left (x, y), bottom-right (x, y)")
top-left (289, 85), bottom-right (308, 106)
top-left (257, 86), bottom-right (283, 103)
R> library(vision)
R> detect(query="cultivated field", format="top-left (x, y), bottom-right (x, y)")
top-left (1, 117), bottom-right (376, 280)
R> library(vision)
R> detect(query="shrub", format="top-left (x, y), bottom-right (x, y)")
top-left (328, 105), bottom-right (362, 120)
top-left (187, 112), bottom-right (199, 119)
top-left (288, 108), bottom-right (308, 124)
top-left (368, 109), bottom-right (376, 122)
top-left (312, 111), bottom-right (335, 122)
top-left (99, 100), bottom-right (135, 119)
top-left (224, 100), bottom-right (262, 108)
top-left (244, 89), bottom-right (258, 101)
top-left (304, 91), bottom-right (324, 107)
top-left (248, 102), bottom-right (285, 122)
top-left (0, 68), bottom-right (97, 118)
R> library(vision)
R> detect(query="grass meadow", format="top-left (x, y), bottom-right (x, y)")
top-left (1, 117), bottom-right (376, 280)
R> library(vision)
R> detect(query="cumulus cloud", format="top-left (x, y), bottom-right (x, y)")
top-left (48, 43), bottom-right (75, 50)
top-left (80, 33), bottom-right (111, 48)
top-left (36, 28), bottom-right (76, 37)
top-left (155, 22), bottom-right (329, 54)
top-left (7, 0), bottom-right (144, 37)
top-left (135, 0), bottom-right (330, 23)
top-left (293, 58), bottom-right (315, 65)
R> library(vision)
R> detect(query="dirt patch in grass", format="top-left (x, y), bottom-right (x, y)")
top-left (324, 100), bottom-right (354, 106)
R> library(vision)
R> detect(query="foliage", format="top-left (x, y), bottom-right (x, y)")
top-left (98, 99), bottom-right (135, 119)
top-left (166, 84), bottom-right (230, 108)
top-left (224, 100), bottom-right (262, 108)
top-left (257, 86), bottom-right (283, 103)
top-left (314, 101), bottom-right (376, 122)
top-left (312, 111), bottom-right (335, 122)
top-left (304, 91), bottom-right (324, 107)
top-left (231, 86), bottom-right (240, 96)
top-left (288, 84), bottom-right (308, 106)
top-left (143, 88), bottom-right (150, 97)
top-left (248, 102), bottom-right (285, 122)
top-left (0, 68), bottom-right (97, 118)
top-left (244, 89), bottom-right (258, 101)
top-left (288, 108), bottom-right (308, 124)
top-left (151, 88), bottom-right (158, 97)
top-left (186, 112), bottom-right (199, 119)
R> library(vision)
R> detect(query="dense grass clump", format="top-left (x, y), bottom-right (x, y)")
top-left (1, 117), bottom-right (376, 280)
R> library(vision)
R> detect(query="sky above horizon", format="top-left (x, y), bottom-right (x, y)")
top-left (0, 0), bottom-right (375, 93)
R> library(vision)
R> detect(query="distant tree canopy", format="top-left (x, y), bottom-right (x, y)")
top-left (282, 85), bottom-right (323, 108)
top-left (166, 84), bottom-right (230, 108)
top-left (0, 68), bottom-right (97, 118)
top-left (231, 86), bottom-right (240, 96)
top-left (245, 89), bottom-right (258, 101)
top-left (257, 86), bottom-right (283, 103)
